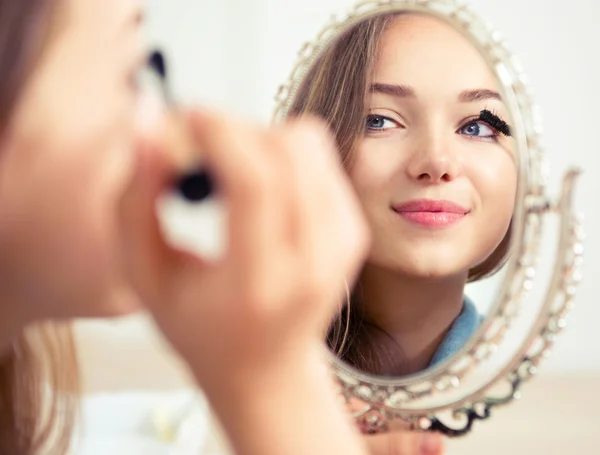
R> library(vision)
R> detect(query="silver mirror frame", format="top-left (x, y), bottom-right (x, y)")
top-left (272, 0), bottom-right (583, 436)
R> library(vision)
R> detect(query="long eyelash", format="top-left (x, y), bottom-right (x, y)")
top-left (365, 114), bottom-right (400, 128)
top-left (366, 114), bottom-right (388, 122)
top-left (365, 114), bottom-right (386, 130)
top-left (148, 50), bottom-right (166, 80)
top-left (144, 48), bottom-right (175, 106)
top-left (479, 109), bottom-right (511, 137)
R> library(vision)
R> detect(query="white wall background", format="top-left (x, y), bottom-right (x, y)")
top-left (101, 0), bottom-right (598, 374)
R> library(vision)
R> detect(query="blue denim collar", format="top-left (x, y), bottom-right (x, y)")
top-left (429, 296), bottom-right (482, 367)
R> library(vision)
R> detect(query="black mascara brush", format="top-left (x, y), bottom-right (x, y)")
top-left (148, 49), bottom-right (214, 202)
top-left (479, 109), bottom-right (511, 137)
top-left (148, 50), bottom-right (166, 79)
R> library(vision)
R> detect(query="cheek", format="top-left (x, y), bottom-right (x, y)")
top-left (348, 142), bottom-right (409, 247)
top-left (61, 118), bottom-right (136, 258)
top-left (39, 134), bottom-right (133, 311)
top-left (0, 36), bottom-right (139, 314)
top-left (468, 157), bottom-right (517, 257)
top-left (469, 152), bottom-right (517, 213)
top-left (2, 96), bottom-right (136, 288)
top-left (45, 132), bottom-right (133, 256)
top-left (28, 63), bottom-right (136, 211)
top-left (349, 141), bottom-right (402, 202)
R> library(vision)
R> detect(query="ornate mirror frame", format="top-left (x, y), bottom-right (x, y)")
top-left (272, 0), bottom-right (584, 436)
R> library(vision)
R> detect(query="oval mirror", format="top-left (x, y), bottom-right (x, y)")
top-left (273, 0), bottom-right (583, 436)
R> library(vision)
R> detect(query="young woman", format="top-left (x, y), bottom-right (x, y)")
top-left (291, 12), bottom-right (516, 377)
top-left (0, 1), bottom-right (382, 455)
top-left (0, 0), bottom-right (146, 452)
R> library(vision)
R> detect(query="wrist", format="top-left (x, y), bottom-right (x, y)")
top-left (196, 345), bottom-right (365, 455)
top-left (195, 341), bottom-right (328, 404)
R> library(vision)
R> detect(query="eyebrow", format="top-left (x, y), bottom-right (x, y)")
top-left (370, 84), bottom-right (502, 103)
top-left (370, 83), bottom-right (416, 98)
top-left (458, 89), bottom-right (502, 102)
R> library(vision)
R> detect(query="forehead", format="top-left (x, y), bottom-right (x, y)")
top-left (60, 0), bottom-right (142, 36)
top-left (373, 14), bottom-right (499, 95)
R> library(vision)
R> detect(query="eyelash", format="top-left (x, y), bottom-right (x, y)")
top-left (457, 117), bottom-right (500, 142)
top-left (365, 115), bottom-right (403, 132)
top-left (129, 49), bottom-right (165, 98)
top-left (364, 114), bottom-right (509, 142)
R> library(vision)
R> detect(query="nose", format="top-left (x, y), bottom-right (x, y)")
top-left (406, 130), bottom-right (461, 183)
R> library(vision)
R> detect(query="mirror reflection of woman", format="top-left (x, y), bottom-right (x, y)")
top-left (0, 1), bottom-right (376, 455)
top-left (292, 13), bottom-right (517, 376)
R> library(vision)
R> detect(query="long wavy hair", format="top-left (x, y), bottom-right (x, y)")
top-left (289, 13), bottom-right (512, 375)
top-left (0, 1), bottom-right (80, 453)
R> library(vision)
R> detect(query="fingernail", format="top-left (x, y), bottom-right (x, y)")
top-left (420, 432), bottom-right (443, 455)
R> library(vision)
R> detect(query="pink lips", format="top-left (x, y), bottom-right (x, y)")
top-left (392, 199), bottom-right (469, 228)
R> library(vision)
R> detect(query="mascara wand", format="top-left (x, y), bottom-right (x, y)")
top-left (148, 49), bottom-right (213, 202)
top-left (479, 109), bottom-right (511, 137)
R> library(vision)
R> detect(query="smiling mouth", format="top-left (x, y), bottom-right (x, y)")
top-left (392, 199), bottom-right (469, 229)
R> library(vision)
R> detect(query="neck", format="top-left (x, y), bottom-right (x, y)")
top-left (357, 264), bottom-right (467, 376)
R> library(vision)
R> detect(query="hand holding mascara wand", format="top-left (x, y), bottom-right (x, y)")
top-left (136, 49), bottom-right (226, 261)
top-left (146, 49), bottom-right (214, 202)
top-left (122, 49), bottom-right (372, 455)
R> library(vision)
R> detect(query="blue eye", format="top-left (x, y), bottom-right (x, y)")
top-left (459, 121), bottom-right (496, 138)
top-left (365, 115), bottom-right (398, 132)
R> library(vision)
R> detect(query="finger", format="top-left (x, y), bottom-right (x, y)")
top-left (252, 126), bottom-right (294, 252)
top-left (282, 117), bottom-right (368, 315)
top-left (280, 116), bottom-right (339, 250)
top-left (268, 124), bottom-right (306, 250)
top-left (118, 141), bottom-right (182, 305)
top-left (276, 118), bottom-right (347, 334)
top-left (419, 433), bottom-right (444, 455)
top-left (301, 116), bottom-right (369, 284)
top-left (363, 432), bottom-right (421, 455)
top-left (308, 118), bottom-right (369, 287)
top-left (187, 110), bottom-right (283, 274)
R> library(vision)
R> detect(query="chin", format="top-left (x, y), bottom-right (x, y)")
top-left (97, 286), bottom-right (143, 317)
top-left (64, 283), bottom-right (142, 319)
top-left (371, 244), bottom-right (472, 280)
top-left (403, 266), bottom-right (463, 281)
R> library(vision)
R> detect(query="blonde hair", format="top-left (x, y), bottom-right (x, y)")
top-left (1, 324), bottom-right (79, 455)
top-left (0, 1), bottom-right (80, 453)
top-left (289, 13), bottom-right (512, 374)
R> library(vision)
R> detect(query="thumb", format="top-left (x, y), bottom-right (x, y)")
top-left (364, 431), bottom-right (444, 455)
top-left (118, 141), bottom-right (181, 306)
